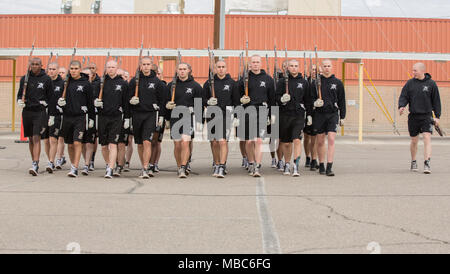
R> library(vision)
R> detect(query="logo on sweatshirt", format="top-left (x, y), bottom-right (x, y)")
top-left (148, 83), bottom-right (155, 89)
top-left (115, 85), bottom-right (122, 91)
top-left (260, 81), bottom-right (266, 88)
top-left (54, 86), bottom-right (61, 92)
top-left (77, 85), bottom-right (84, 92)
top-left (37, 82), bottom-right (44, 89)
top-left (330, 84), bottom-right (337, 90)
top-left (186, 88), bottom-right (193, 94)
top-left (223, 85), bottom-right (230, 91)
top-left (297, 83), bottom-right (303, 89)
top-left (423, 86), bottom-right (429, 92)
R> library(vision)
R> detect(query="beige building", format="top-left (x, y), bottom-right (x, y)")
top-left (288, 0), bottom-right (341, 16)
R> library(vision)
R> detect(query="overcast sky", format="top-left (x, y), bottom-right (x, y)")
top-left (0, 0), bottom-right (449, 19)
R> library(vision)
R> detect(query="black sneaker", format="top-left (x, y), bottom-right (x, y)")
top-left (305, 157), bottom-right (311, 168)
top-left (60, 156), bottom-right (67, 167)
top-left (29, 162), bottom-right (39, 176)
top-left (55, 158), bottom-right (62, 170)
top-left (217, 165), bottom-right (225, 178)
top-left (89, 161), bottom-right (95, 171)
top-left (410, 160), bottom-right (418, 172)
top-left (277, 160), bottom-right (284, 171)
top-left (153, 164), bottom-right (160, 173)
top-left (67, 166), bottom-right (78, 178)
top-left (46, 162), bottom-right (55, 174)
top-left (283, 163), bottom-right (291, 176)
top-left (178, 166), bottom-right (187, 179)
top-left (139, 169), bottom-right (150, 179)
top-left (271, 158), bottom-right (277, 168)
top-left (148, 164), bottom-right (154, 173)
top-left (424, 160), bottom-right (431, 174)
top-left (248, 163), bottom-right (254, 176)
top-left (213, 165), bottom-right (219, 177)
top-left (253, 164), bottom-right (261, 177)
top-left (104, 168), bottom-right (113, 179)
top-left (326, 163), bottom-right (335, 176)
top-left (123, 162), bottom-right (130, 172)
top-left (148, 168), bottom-right (154, 177)
top-left (81, 165), bottom-right (89, 176)
top-left (310, 160), bottom-right (318, 171)
top-left (113, 165), bottom-right (122, 177)
top-left (319, 163), bottom-right (326, 175)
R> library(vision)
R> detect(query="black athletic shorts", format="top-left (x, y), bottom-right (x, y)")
top-left (82, 127), bottom-right (97, 144)
top-left (22, 109), bottom-right (47, 138)
top-left (238, 105), bottom-right (268, 140)
top-left (313, 112), bottom-right (339, 135)
top-left (98, 115), bottom-right (122, 146)
top-left (170, 112), bottom-right (194, 140)
top-left (62, 115), bottom-right (86, 144)
top-left (133, 111), bottom-right (157, 144)
top-left (279, 114), bottom-right (305, 143)
top-left (408, 113), bottom-right (433, 137)
top-left (49, 115), bottom-right (63, 138)
top-left (206, 109), bottom-right (232, 141)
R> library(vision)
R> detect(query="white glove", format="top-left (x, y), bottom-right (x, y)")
top-left (280, 93), bottom-right (291, 104)
top-left (313, 99), bottom-right (324, 108)
top-left (158, 116), bottom-right (164, 127)
top-left (129, 96), bottom-right (140, 105)
top-left (94, 98), bottom-right (103, 108)
top-left (123, 118), bottom-right (130, 129)
top-left (267, 116), bottom-right (271, 126)
top-left (339, 119), bottom-right (345, 127)
top-left (232, 118), bottom-right (240, 128)
top-left (88, 119), bottom-right (94, 129)
top-left (307, 115), bottom-right (312, 126)
top-left (17, 99), bottom-right (26, 108)
top-left (57, 97), bottom-right (66, 107)
top-left (48, 116), bottom-right (55, 127)
top-left (271, 115), bottom-right (276, 125)
top-left (153, 103), bottom-right (160, 111)
top-left (165, 120), bottom-right (170, 129)
top-left (207, 97), bottom-right (218, 106)
top-left (240, 95), bottom-right (250, 105)
top-left (166, 101), bottom-right (176, 110)
top-left (39, 100), bottom-right (48, 107)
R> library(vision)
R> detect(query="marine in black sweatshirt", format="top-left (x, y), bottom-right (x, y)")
top-left (203, 73), bottom-right (240, 110)
top-left (95, 74), bottom-right (130, 118)
top-left (48, 75), bottom-right (65, 116)
top-left (128, 70), bottom-right (165, 114)
top-left (312, 74), bottom-right (346, 120)
top-left (17, 68), bottom-right (53, 111)
top-left (398, 73), bottom-right (441, 118)
top-left (238, 69), bottom-right (275, 107)
top-left (61, 73), bottom-right (95, 120)
top-left (276, 73), bottom-right (312, 117)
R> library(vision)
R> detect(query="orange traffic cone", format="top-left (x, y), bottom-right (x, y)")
top-left (15, 118), bottom-right (28, 143)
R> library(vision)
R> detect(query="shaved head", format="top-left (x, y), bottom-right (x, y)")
top-left (412, 62), bottom-right (426, 80)
top-left (413, 62), bottom-right (426, 72)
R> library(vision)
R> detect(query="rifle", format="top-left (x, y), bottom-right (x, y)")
top-left (273, 42), bottom-right (279, 88)
top-left (265, 54), bottom-right (270, 76)
top-left (238, 52), bottom-right (243, 82)
top-left (284, 45), bottom-right (289, 95)
top-left (170, 50), bottom-right (182, 102)
top-left (309, 54), bottom-right (313, 85)
top-left (303, 51), bottom-right (307, 80)
top-left (244, 38), bottom-right (249, 97)
top-left (133, 38), bottom-right (144, 98)
top-left (21, 40), bottom-right (36, 102)
top-left (314, 46), bottom-right (322, 100)
top-left (45, 51), bottom-right (53, 74)
top-left (98, 50), bottom-right (111, 100)
top-left (82, 56), bottom-right (86, 68)
top-left (61, 41), bottom-right (78, 99)
top-left (207, 44), bottom-right (215, 98)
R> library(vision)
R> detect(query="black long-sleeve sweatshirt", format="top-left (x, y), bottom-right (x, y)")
top-left (276, 73), bottom-right (313, 117)
top-left (238, 69), bottom-right (275, 107)
top-left (203, 74), bottom-right (240, 110)
top-left (128, 70), bottom-right (165, 114)
top-left (311, 74), bottom-right (346, 119)
top-left (163, 75), bottom-right (204, 120)
top-left (17, 69), bottom-right (53, 111)
top-left (398, 73), bottom-right (441, 118)
top-left (95, 74), bottom-right (130, 118)
top-left (48, 75), bottom-right (65, 116)
top-left (61, 73), bottom-right (95, 120)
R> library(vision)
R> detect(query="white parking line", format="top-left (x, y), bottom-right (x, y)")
top-left (256, 177), bottom-right (281, 254)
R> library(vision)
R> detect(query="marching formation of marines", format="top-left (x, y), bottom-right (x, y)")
top-left (16, 42), bottom-right (442, 179)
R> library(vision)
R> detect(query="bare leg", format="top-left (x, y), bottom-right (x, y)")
top-left (423, 133), bottom-right (431, 160)
top-left (410, 135), bottom-right (419, 161)
top-left (101, 145), bottom-right (109, 165)
top-left (117, 143), bottom-right (126, 167)
top-left (219, 140), bottom-right (228, 165)
top-left (327, 132), bottom-right (336, 163)
top-left (72, 141), bottom-right (82, 168)
top-left (49, 137), bottom-right (58, 163)
top-left (108, 144), bottom-right (118, 169)
top-left (255, 138), bottom-right (263, 165)
top-left (317, 134), bottom-right (326, 164)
